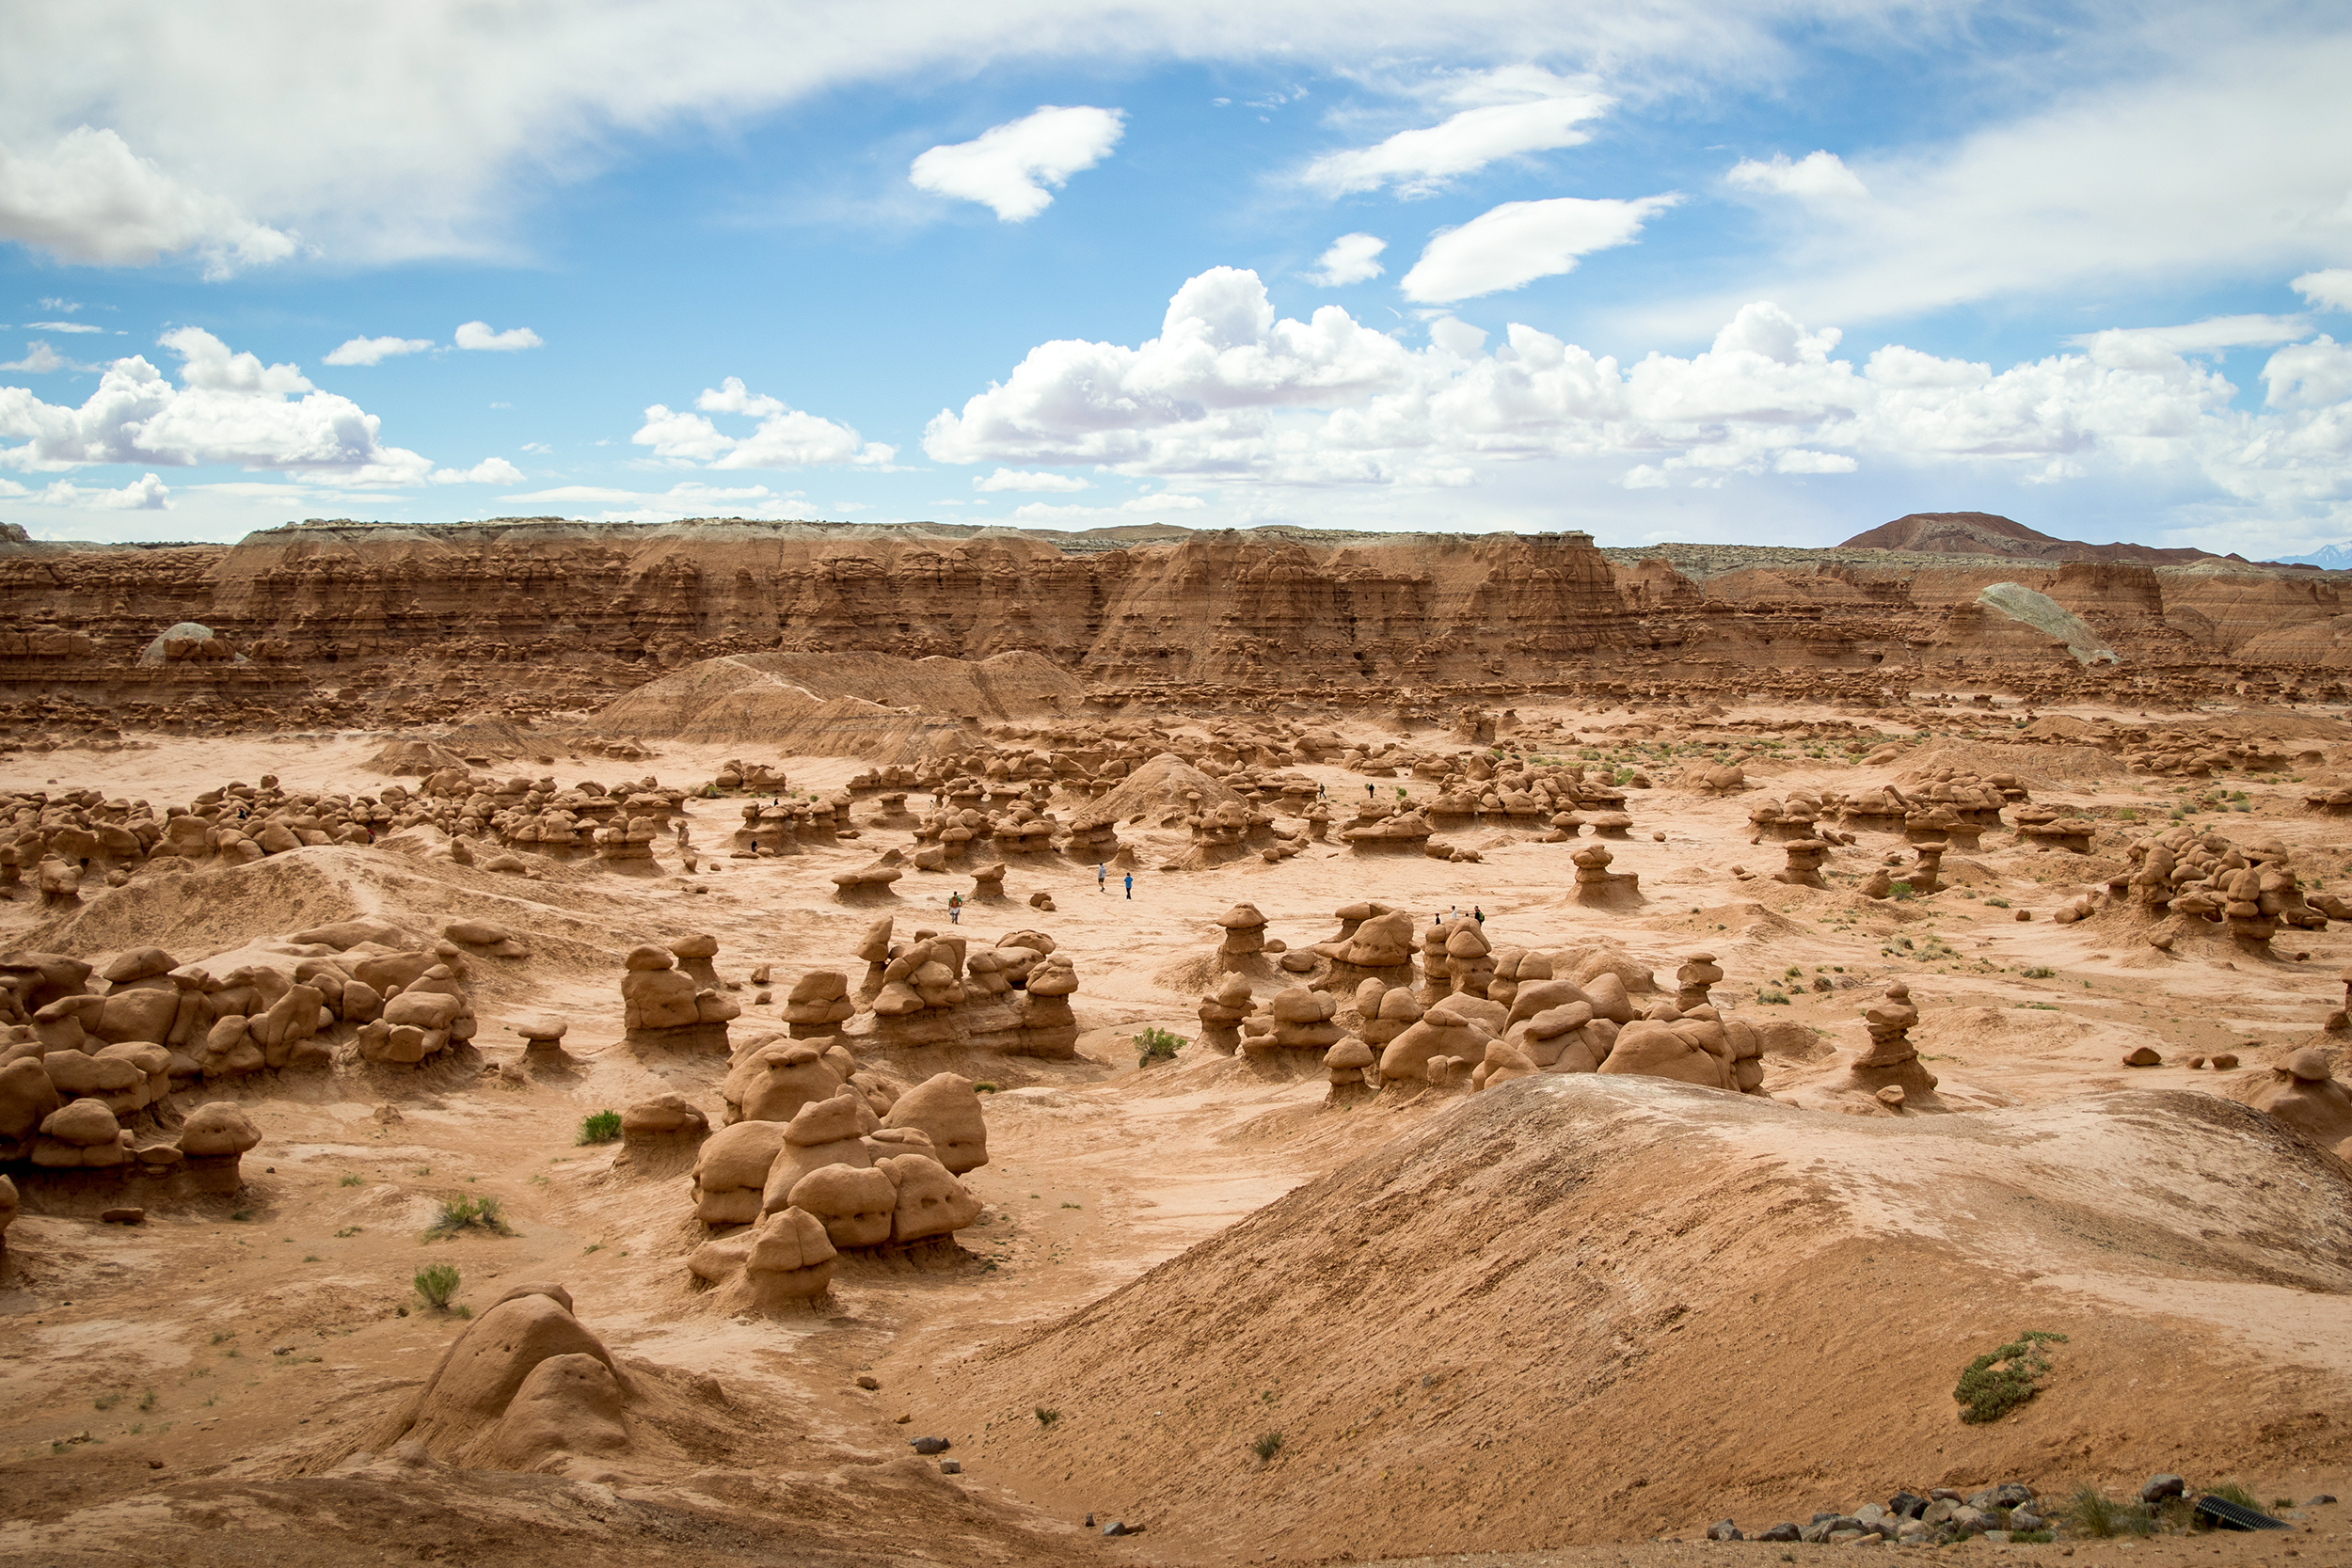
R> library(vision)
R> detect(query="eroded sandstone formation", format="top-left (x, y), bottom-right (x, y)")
top-left (11, 520), bottom-right (2351, 748)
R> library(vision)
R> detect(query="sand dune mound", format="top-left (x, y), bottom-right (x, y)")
top-left (1896, 738), bottom-right (2126, 787)
top-left (941, 1075), bottom-right (2352, 1560)
top-left (1069, 754), bottom-right (1247, 832)
top-left (580, 650), bottom-right (1082, 758)
top-left (23, 846), bottom-right (657, 989)
top-left (368, 711), bottom-right (541, 774)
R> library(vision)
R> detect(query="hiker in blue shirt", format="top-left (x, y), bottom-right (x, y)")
top-left (1123, 872), bottom-right (1133, 899)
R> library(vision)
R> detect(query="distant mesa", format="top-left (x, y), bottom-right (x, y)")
top-left (1838, 512), bottom-right (2233, 566)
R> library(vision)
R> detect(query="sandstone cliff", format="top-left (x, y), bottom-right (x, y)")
top-left (1, 516), bottom-right (2345, 736)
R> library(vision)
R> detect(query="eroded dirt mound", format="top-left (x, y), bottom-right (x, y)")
top-left (1069, 754), bottom-right (1248, 832)
top-left (22, 845), bottom-right (658, 989)
top-left (0, 1433), bottom-right (1097, 1568)
top-left (1842, 513), bottom-right (2218, 565)
top-left (581, 650), bottom-right (1082, 756)
top-left (1897, 738), bottom-right (2127, 787)
top-left (935, 1074), bottom-right (2352, 1560)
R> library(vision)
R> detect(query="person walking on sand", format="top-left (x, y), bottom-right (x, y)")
top-left (1365, 783), bottom-right (1375, 800)
top-left (1123, 872), bottom-right (1134, 900)
top-left (1097, 862), bottom-right (1107, 894)
top-left (1472, 905), bottom-right (1485, 927)
top-left (948, 891), bottom-right (962, 925)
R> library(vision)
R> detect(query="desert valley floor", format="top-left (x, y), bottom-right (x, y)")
top-left (1, 521), bottom-right (2349, 1567)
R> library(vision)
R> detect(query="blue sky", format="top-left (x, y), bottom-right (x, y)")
top-left (3, 1), bottom-right (2350, 554)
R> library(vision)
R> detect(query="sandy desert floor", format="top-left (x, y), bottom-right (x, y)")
top-left (2, 700), bottom-right (2349, 1567)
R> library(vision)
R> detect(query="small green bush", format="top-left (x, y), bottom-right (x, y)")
top-left (414, 1261), bottom-right (462, 1309)
top-left (2204, 1481), bottom-right (2260, 1512)
top-left (1034, 1406), bottom-right (1060, 1428)
top-left (1985, 896), bottom-right (2011, 908)
top-left (1250, 1431), bottom-right (1284, 1462)
top-left (2063, 1484), bottom-right (2152, 1538)
top-left (2023, 965), bottom-right (2056, 979)
top-left (1135, 1026), bottom-right (1186, 1069)
top-left (1756, 989), bottom-right (1790, 1005)
top-left (1954, 1330), bottom-right (2067, 1423)
top-left (578, 1109), bottom-right (622, 1145)
top-left (426, 1196), bottom-right (516, 1239)
top-left (339, 1173), bottom-right (364, 1187)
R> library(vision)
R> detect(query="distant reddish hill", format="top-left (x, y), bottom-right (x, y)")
top-left (1839, 512), bottom-right (2230, 564)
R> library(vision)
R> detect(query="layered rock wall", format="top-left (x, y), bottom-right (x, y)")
top-left (3, 518), bottom-right (2347, 728)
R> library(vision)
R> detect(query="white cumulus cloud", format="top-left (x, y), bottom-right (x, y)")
top-left (325, 335), bottom-right (436, 366)
top-left (976, 468), bottom-right (1089, 492)
top-left (453, 321), bottom-right (542, 352)
top-left (909, 105), bottom-right (1125, 222)
top-left (1010, 494), bottom-right (1208, 520)
top-left (430, 456), bottom-right (526, 484)
top-left (1400, 194), bottom-right (1678, 304)
top-left (632, 376), bottom-right (896, 470)
top-left (0, 326), bottom-right (431, 483)
top-left (1774, 449), bottom-right (1858, 473)
top-left (1303, 83), bottom-right (1612, 198)
top-left (2296, 269), bottom-right (2352, 312)
top-left (1725, 150), bottom-right (1869, 200)
top-left (2261, 337), bottom-right (2352, 411)
top-left (1, 341), bottom-right (76, 373)
top-left (2065, 314), bottom-right (2312, 364)
top-left (496, 480), bottom-right (810, 522)
top-left (26, 320), bottom-right (103, 334)
top-left (0, 471), bottom-right (170, 509)
top-left (925, 266), bottom-right (1425, 475)
top-left (1309, 232), bottom-right (1387, 287)
top-left (0, 127), bottom-right (296, 277)
top-left (923, 264), bottom-right (2352, 533)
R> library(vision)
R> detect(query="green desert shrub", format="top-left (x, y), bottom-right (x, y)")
top-left (414, 1262), bottom-right (462, 1310)
top-left (1954, 1330), bottom-right (2067, 1423)
top-left (1134, 1027), bottom-right (1186, 1069)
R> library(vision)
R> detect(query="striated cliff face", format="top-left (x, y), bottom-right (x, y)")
top-left (0, 521), bottom-right (1665, 691)
top-left (1, 517), bottom-right (2346, 732)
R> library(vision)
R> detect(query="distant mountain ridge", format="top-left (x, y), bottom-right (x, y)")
top-left (1838, 512), bottom-right (2231, 565)
top-left (2270, 543), bottom-right (2352, 569)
